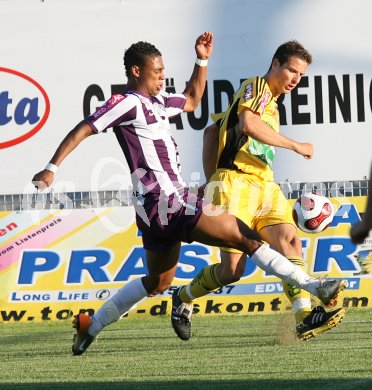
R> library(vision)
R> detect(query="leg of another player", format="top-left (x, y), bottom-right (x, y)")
top-left (171, 208), bottom-right (345, 341)
top-left (217, 251), bottom-right (247, 285)
top-left (259, 223), bottom-right (312, 323)
top-left (90, 243), bottom-right (181, 334)
top-left (188, 207), bottom-right (326, 296)
top-left (178, 250), bottom-right (246, 304)
top-left (172, 209), bottom-right (262, 340)
top-left (72, 243), bottom-right (181, 355)
top-left (180, 222), bottom-right (311, 308)
top-left (260, 223), bottom-right (346, 340)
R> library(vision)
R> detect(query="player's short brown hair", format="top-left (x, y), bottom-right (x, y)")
top-left (271, 40), bottom-right (312, 68)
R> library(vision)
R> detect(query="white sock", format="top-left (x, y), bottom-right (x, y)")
top-left (292, 298), bottom-right (312, 314)
top-left (89, 277), bottom-right (148, 337)
top-left (250, 245), bottom-right (320, 296)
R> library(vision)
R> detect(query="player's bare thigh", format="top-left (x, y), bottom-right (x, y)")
top-left (189, 204), bottom-right (261, 255)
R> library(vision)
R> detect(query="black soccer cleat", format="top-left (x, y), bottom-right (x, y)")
top-left (296, 306), bottom-right (346, 341)
top-left (72, 314), bottom-right (96, 355)
top-left (171, 287), bottom-right (193, 341)
top-left (316, 279), bottom-right (347, 307)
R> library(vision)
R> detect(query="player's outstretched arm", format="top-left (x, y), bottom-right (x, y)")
top-left (350, 162), bottom-right (372, 244)
top-left (32, 121), bottom-right (94, 191)
top-left (183, 31), bottom-right (213, 112)
top-left (239, 108), bottom-right (313, 159)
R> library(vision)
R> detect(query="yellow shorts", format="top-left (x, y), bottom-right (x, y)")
top-left (206, 169), bottom-right (296, 253)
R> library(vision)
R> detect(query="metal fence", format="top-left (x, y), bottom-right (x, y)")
top-left (0, 190), bottom-right (133, 212)
top-left (0, 179), bottom-right (369, 212)
top-left (279, 179), bottom-right (370, 199)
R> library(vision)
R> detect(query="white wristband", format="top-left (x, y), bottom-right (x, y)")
top-left (195, 58), bottom-right (208, 67)
top-left (45, 163), bottom-right (58, 174)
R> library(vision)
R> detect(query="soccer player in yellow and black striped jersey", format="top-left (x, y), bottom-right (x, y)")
top-left (174, 40), bottom-right (346, 340)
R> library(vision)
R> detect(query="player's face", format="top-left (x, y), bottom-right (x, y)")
top-left (271, 56), bottom-right (308, 95)
top-left (138, 55), bottom-right (165, 96)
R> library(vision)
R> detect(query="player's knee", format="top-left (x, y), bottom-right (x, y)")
top-left (292, 235), bottom-right (302, 252)
top-left (286, 234), bottom-right (302, 253)
top-left (143, 276), bottom-right (172, 296)
top-left (276, 231), bottom-right (302, 254)
top-left (220, 272), bottom-right (241, 285)
top-left (218, 262), bottom-right (245, 285)
top-left (151, 282), bottom-right (171, 296)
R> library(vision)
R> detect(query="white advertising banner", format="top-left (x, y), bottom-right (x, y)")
top-left (1, 0), bottom-right (372, 194)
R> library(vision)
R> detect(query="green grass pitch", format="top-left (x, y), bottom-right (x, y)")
top-left (0, 309), bottom-right (371, 389)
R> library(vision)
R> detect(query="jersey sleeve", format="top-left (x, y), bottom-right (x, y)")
top-left (160, 91), bottom-right (186, 118)
top-left (85, 94), bottom-right (137, 133)
top-left (237, 77), bottom-right (271, 117)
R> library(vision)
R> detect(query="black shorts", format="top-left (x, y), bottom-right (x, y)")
top-left (135, 190), bottom-right (204, 252)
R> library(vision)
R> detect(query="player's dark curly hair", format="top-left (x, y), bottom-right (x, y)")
top-left (270, 40), bottom-right (312, 68)
top-left (123, 41), bottom-right (162, 77)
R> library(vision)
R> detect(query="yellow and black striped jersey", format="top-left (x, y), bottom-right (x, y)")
top-left (213, 76), bottom-right (279, 181)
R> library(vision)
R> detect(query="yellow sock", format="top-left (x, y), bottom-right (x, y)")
top-left (282, 256), bottom-right (312, 323)
top-left (180, 264), bottom-right (222, 303)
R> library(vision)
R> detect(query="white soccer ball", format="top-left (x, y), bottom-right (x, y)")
top-left (292, 193), bottom-right (334, 234)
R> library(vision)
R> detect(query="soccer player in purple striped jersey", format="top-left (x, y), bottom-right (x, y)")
top-left (32, 32), bottom-right (345, 354)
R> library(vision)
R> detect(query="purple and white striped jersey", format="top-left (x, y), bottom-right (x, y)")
top-left (86, 90), bottom-right (187, 196)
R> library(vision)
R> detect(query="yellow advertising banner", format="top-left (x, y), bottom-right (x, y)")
top-left (0, 196), bottom-right (371, 323)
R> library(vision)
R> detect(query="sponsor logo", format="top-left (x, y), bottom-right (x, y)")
top-left (96, 289), bottom-right (110, 300)
top-left (92, 94), bottom-right (124, 119)
top-left (260, 90), bottom-right (270, 111)
top-left (0, 67), bottom-right (50, 149)
top-left (244, 82), bottom-right (253, 101)
top-left (9, 289), bottom-right (114, 302)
